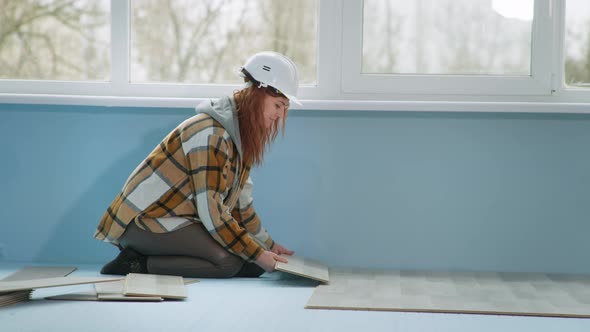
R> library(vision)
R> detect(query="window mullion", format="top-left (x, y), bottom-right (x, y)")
top-left (551, 0), bottom-right (566, 94)
top-left (110, 0), bottom-right (130, 95)
top-left (340, 0), bottom-right (363, 95)
top-left (304, 0), bottom-right (344, 101)
top-left (530, 0), bottom-right (554, 94)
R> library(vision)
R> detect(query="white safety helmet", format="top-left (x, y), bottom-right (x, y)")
top-left (240, 51), bottom-right (302, 106)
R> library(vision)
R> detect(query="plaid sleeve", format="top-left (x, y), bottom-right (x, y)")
top-left (189, 134), bottom-right (264, 262)
top-left (231, 176), bottom-right (274, 250)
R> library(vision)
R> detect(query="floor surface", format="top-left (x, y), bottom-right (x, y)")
top-left (1, 262), bottom-right (590, 332)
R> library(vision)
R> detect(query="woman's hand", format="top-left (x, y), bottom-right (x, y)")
top-left (270, 242), bottom-right (295, 256)
top-left (255, 250), bottom-right (288, 272)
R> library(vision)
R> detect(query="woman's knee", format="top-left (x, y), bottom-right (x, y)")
top-left (216, 254), bottom-right (243, 278)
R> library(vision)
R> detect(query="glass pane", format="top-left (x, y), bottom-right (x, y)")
top-left (564, 0), bottom-right (590, 88)
top-left (0, 0), bottom-right (110, 81)
top-left (362, 0), bottom-right (533, 75)
top-left (131, 0), bottom-right (317, 85)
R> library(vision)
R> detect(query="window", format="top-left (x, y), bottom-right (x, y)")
top-left (0, 0), bottom-right (589, 111)
top-left (343, 0), bottom-right (550, 96)
top-left (564, 0), bottom-right (590, 88)
top-left (0, 0), bottom-right (318, 102)
top-left (362, 0), bottom-right (533, 76)
top-left (0, 0), bottom-right (110, 81)
top-left (130, 0), bottom-right (317, 85)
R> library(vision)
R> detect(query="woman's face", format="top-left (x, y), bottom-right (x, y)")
top-left (262, 94), bottom-right (289, 129)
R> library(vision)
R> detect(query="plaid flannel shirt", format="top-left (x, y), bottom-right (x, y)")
top-left (94, 113), bottom-right (274, 262)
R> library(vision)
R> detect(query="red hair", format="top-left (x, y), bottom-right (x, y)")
top-left (234, 84), bottom-right (287, 167)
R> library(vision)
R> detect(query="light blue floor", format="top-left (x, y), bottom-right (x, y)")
top-left (1, 263), bottom-right (590, 332)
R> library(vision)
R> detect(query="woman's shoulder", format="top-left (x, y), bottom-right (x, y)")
top-left (179, 113), bottom-right (226, 131)
top-left (177, 113), bottom-right (230, 142)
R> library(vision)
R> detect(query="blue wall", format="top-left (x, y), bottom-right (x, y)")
top-left (2, 103), bottom-right (590, 274)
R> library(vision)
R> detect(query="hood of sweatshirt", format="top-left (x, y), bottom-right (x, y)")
top-left (194, 96), bottom-right (243, 158)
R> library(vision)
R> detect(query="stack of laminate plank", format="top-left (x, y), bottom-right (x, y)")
top-left (0, 266), bottom-right (77, 308)
top-left (0, 289), bottom-right (32, 308)
top-left (0, 266), bottom-right (122, 308)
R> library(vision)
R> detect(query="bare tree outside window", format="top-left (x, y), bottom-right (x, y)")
top-left (130, 0), bottom-right (317, 85)
top-left (0, 0), bottom-right (109, 80)
top-left (362, 0), bottom-right (532, 76)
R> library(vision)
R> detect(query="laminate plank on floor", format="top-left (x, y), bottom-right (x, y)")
top-left (0, 276), bottom-right (123, 293)
top-left (305, 269), bottom-right (590, 318)
top-left (124, 273), bottom-right (187, 299)
top-left (275, 255), bottom-right (329, 283)
top-left (45, 276), bottom-right (198, 302)
top-left (1, 266), bottom-right (76, 281)
top-left (45, 291), bottom-right (98, 301)
top-left (96, 280), bottom-right (163, 301)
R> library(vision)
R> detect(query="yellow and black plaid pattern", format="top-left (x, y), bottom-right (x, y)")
top-left (95, 113), bottom-right (273, 262)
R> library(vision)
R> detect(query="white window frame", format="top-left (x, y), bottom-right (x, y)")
top-left (0, 0), bottom-right (589, 113)
top-left (342, 0), bottom-right (553, 96)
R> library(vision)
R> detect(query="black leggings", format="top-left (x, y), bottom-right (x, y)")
top-left (118, 222), bottom-right (260, 278)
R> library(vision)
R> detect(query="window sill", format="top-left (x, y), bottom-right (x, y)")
top-left (1, 93), bottom-right (590, 114)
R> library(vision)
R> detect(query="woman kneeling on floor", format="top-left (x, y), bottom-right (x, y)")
top-left (94, 52), bottom-right (298, 278)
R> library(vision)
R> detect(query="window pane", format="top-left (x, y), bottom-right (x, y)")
top-left (0, 0), bottom-right (110, 81)
top-left (565, 0), bottom-right (590, 88)
top-left (362, 0), bottom-right (533, 76)
top-left (130, 0), bottom-right (317, 85)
